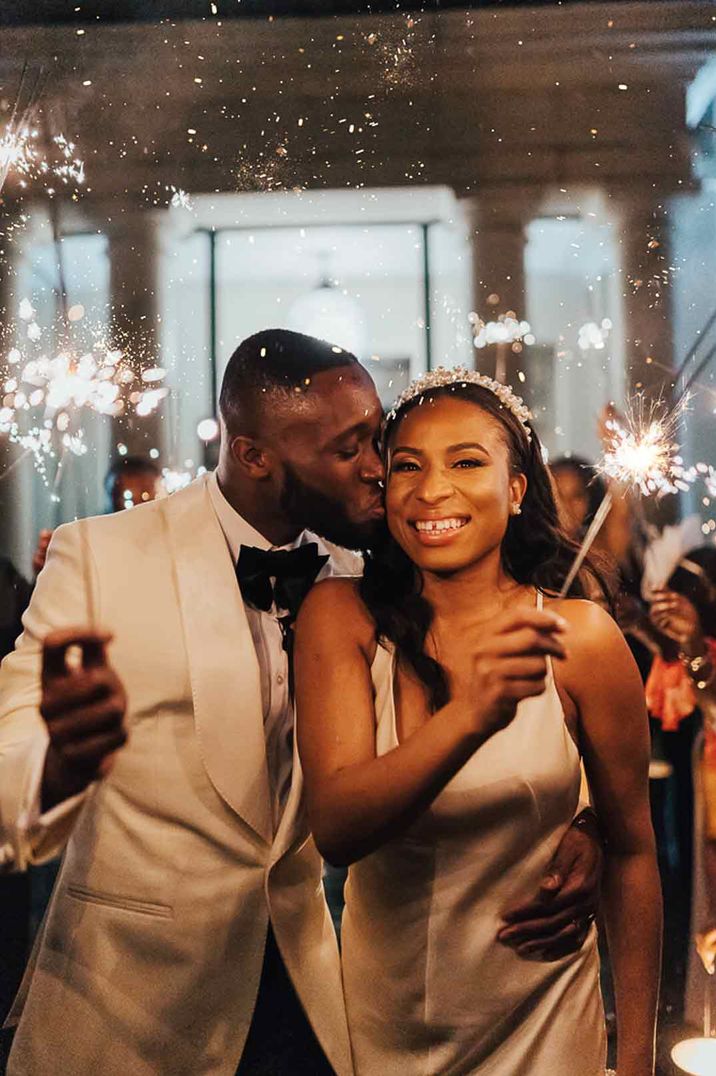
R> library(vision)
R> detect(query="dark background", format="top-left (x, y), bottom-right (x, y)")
top-left (0, 0), bottom-right (662, 28)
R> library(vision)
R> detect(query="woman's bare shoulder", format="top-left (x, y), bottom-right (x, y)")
top-left (543, 595), bottom-right (617, 639)
top-left (297, 577), bottom-right (375, 649)
top-left (544, 595), bottom-right (640, 693)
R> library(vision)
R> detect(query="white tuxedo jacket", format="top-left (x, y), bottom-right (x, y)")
top-left (0, 475), bottom-right (357, 1076)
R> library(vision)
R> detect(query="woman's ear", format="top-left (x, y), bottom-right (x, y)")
top-left (509, 472), bottom-right (528, 512)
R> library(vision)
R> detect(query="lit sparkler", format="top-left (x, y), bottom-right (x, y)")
top-left (559, 396), bottom-right (692, 597)
top-left (0, 63), bottom-right (85, 198)
top-left (0, 126), bottom-right (85, 196)
top-left (596, 395), bottom-right (691, 497)
top-left (0, 301), bottom-right (167, 487)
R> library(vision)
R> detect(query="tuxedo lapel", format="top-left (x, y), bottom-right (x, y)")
top-left (165, 476), bottom-right (272, 843)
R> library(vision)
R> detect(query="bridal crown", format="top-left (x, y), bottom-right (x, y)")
top-left (386, 366), bottom-right (533, 442)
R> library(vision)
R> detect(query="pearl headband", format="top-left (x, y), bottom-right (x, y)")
top-left (386, 365), bottom-right (533, 442)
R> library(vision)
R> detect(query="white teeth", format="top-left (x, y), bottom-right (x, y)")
top-left (414, 517), bottom-right (467, 533)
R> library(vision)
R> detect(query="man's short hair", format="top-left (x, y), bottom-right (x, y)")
top-left (219, 328), bottom-right (358, 435)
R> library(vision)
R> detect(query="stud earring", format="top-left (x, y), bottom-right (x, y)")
top-left (511, 503), bottom-right (522, 516)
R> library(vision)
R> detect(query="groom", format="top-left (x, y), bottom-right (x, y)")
top-left (0, 329), bottom-right (602, 1075)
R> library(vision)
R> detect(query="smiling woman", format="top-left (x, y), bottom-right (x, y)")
top-left (295, 369), bottom-right (661, 1076)
top-left (365, 379), bottom-right (603, 712)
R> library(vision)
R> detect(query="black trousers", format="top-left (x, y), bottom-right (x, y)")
top-left (0, 873), bottom-right (29, 1024)
top-left (236, 926), bottom-right (335, 1075)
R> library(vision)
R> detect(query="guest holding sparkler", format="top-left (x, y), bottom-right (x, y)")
top-left (644, 551), bottom-right (716, 1029)
top-left (30, 456), bottom-right (162, 577)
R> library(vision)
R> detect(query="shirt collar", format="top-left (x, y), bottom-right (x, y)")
top-left (207, 470), bottom-right (308, 562)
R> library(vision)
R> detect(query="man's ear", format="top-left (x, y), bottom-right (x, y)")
top-left (229, 435), bottom-right (274, 479)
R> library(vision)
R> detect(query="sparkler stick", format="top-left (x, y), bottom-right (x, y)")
top-left (558, 395), bottom-right (691, 598)
top-left (80, 518), bottom-right (97, 631)
top-left (0, 445), bottom-right (32, 484)
top-left (680, 341), bottom-right (716, 401)
top-left (673, 304), bottom-right (716, 389)
top-left (558, 490), bottom-right (614, 599)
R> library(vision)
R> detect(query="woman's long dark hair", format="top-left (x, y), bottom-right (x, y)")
top-left (360, 383), bottom-right (612, 713)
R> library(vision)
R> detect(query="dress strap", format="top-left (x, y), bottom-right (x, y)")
top-left (535, 590), bottom-right (554, 680)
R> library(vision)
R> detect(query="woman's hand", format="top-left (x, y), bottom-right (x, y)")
top-left (448, 607), bottom-right (569, 739)
top-left (649, 588), bottom-right (703, 654)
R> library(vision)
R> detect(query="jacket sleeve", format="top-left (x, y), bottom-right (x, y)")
top-left (0, 522), bottom-right (95, 870)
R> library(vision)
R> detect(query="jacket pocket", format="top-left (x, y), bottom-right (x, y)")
top-left (66, 883), bottom-right (173, 919)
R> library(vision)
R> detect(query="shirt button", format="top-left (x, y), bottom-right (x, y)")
top-left (277, 674), bottom-right (285, 685)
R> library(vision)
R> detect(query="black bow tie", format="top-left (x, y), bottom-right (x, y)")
top-left (235, 542), bottom-right (329, 622)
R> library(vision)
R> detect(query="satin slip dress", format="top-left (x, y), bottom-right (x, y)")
top-left (341, 592), bottom-right (607, 1075)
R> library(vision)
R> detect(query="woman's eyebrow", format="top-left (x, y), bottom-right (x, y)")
top-left (446, 441), bottom-right (489, 453)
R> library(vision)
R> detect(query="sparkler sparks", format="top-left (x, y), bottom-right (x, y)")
top-left (234, 141), bottom-right (299, 193)
top-left (0, 127), bottom-right (85, 196)
top-left (469, 312), bottom-right (535, 351)
top-left (0, 302), bottom-right (167, 485)
top-left (169, 185), bottom-right (193, 211)
top-left (362, 16), bottom-right (422, 89)
top-left (559, 396), bottom-right (693, 598)
top-left (577, 318), bottom-right (612, 351)
top-left (161, 464), bottom-right (207, 496)
top-left (597, 396), bottom-right (692, 496)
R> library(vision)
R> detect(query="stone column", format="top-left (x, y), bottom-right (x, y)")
top-left (103, 205), bottom-right (165, 459)
top-left (461, 191), bottom-right (538, 389)
top-left (611, 192), bottom-right (674, 399)
top-left (0, 202), bottom-right (31, 569)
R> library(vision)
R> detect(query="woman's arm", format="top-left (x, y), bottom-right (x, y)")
top-left (558, 599), bottom-right (661, 1076)
top-left (296, 579), bottom-right (567, 867)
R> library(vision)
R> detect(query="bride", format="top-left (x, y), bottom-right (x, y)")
top-left (295, 368), bottom-right (661, 1076)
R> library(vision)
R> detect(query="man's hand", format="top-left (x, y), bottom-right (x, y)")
top-left (41, 628), bottom-right (128, 812)
top-left (32, 529), bottom-right (53, 577)
top-left (497, 810), bottom-right (603, 960)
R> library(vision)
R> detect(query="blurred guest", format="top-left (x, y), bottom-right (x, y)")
top-left (104, 454), bottom-right (161, 513)
top-left (0, 558), bottom-right (32, 661)
top-left (550, 455), bottom-right (606, 541)
top-left (646, 547), bottom-right (716, 1020)
top-left (0, 558), bottom-right (33, 1034)
top-left (31, 455), bottom-right (163, 577)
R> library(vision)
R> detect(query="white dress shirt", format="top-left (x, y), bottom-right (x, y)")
top-left (208, 470), bottom-right (316, 832)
